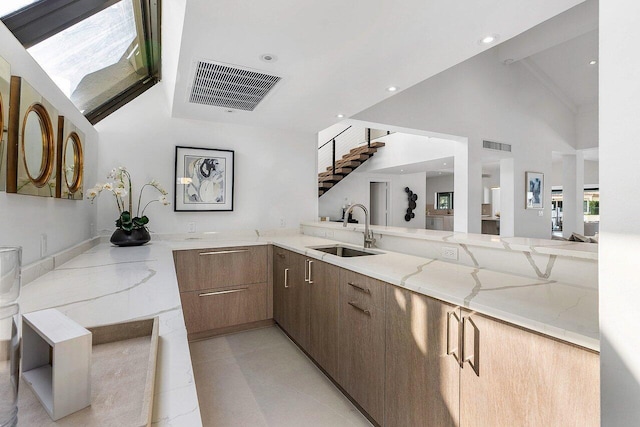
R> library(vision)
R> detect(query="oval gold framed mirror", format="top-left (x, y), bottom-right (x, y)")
top-left (21, 103), bottom-right (54, 188)
top-left (63, 131), bottom-right (83, 194)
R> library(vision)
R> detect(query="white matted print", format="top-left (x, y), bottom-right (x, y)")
top-left (174, 146), bottom-right (234, 211)
top-left (526, 171), bottom-right (544, 209)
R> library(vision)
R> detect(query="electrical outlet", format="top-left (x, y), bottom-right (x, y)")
top-left (441, 246), bottom-right (458, 261)
top-left (280, 218), bottom-right (286, 228)
top-left (538, 210), bottom-right (544, 217)
top-left (40, 234), bottom-right (47, 258)
top-left (187, 222), bottom-right (196, 233)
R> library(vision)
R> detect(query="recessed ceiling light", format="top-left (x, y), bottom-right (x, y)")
top-left (336, 114), bottom-right (344, 118)
top-left (260, 53), bottom-right (278, 63)
top-left (479, 34), bottom-right (500, 45)
top-left (387, 86), bottom-right (398, 92)
top-left (589, 60), bottom-right (598, 65)
top-left (400, 169), bottom-right (404, 172)
top-left (443, 162), bottom-right (447, 165)
top-left (438, 172), bottom-right (442, 175)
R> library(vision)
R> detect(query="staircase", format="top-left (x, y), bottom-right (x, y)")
top-left (318, 140), bottom-right (385, 196)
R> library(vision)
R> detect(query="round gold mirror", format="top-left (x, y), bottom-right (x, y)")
top-left (63, 132), bottom-right (83, 193)
top-left (21, 103), bottom-right (54, 188)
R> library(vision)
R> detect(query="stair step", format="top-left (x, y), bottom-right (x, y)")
top-left (349, 146), bottom-right (378, 156)
top-left (319, 182), bottom-right (334, 189)
top-left (318, 167), bottom-right (352, 178)
top-left (318, 190), bottom-right (325, 197)
top-left (326, 161), bottom-right (360, 171)
top-left (319, 175), bottom-right (344, 183)
top-left (342, 153), bottom-right (370, 162)
top-left (370, 141), bottom-right (385, 148)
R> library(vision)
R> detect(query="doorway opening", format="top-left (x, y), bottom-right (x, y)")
top-left (370, 181), bottom-right (389, 226)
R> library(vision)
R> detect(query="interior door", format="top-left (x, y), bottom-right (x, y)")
top-left (370, 181), bottom-right (388, 226)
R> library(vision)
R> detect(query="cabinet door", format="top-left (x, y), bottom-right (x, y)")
top-left (273, 247), bottom-right (289, 329)
top-left (173, 245), bottom-right (267, 292)
top-left (283, 252), bottom-right (310, 350)
top-left (308, 260), bottom-right (340, 379)
top-left (180, 283), bottom-right (268, 334)
top-left (385, 286), bottom-right (460, 427)
top-left (338, 270), bottom-right (385, 425)
top-left (459, 309), bottom-right (599, 427)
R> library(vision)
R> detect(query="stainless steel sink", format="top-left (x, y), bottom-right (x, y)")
top-left (307, 245), bottom-right (380, 257)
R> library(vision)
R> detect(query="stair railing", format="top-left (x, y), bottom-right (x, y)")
top-left (317, 126), bottom-right (392, 175)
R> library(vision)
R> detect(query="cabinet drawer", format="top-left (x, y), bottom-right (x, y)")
top-left (180, 282), bottom-right (268, 334)
top-left (173, 245), bottom-right (268, 292)
top-left (340, 269), bottom-right (385, 310)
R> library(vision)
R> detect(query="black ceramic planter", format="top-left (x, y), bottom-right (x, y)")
top-left (110, 228), bottom-right (151, 247)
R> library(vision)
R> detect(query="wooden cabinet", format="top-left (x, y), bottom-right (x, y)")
top-left (180, 283), bottom-right (267, 334)
top-left (385, 286), bottom-right (460, 427)
top-left (173, 246), bottom-right (267, 292)
top-left (338, 270), bottom-right (386, 425)
top-left (458, 309), bottom-right (600, 427)
top-left (272, 249), bottom-right (308, 347)
top-left (173, 245), bottom-right (270, 340)
top-left (308, 259), bottom-right (340, 379)
top-left (283, 252), bottom-right (310, 349)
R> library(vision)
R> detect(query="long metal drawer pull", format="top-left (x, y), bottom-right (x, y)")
top-left (446, 311), bottom-right (461, 365)
top-left (347, 282), bottom-right (371, 294)
top-left (462, 316), bottom-right (480, 376)
top-left (348, 301), bottom-right (371, 316)
top-left (199, 249), bottom-right (249, 256)
top-left (304, 259), bottom-right (309, 282)
top-left (308, 260), bottom-right (314, 284)
top-left (284, 268), bottom-right (290, 288)
top-left (199, 287), bottom-right (248, 297)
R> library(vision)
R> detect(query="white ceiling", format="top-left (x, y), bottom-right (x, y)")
top-left (167, 0), bottom-right (585, 133)
top-left (528, 29), bottom-right (598, 108)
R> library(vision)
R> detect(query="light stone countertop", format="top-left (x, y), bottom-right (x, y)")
top-left (17, 230), bottom-right (599, 425)
top-left (302, 221), bottom-right (599, 260)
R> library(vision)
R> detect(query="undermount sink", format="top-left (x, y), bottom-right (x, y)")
top-left (308, 245), bottom-right (380, 257)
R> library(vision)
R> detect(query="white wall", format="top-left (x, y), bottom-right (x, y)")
top-left (552, 159), bottom-right (598, 187)
top-left (363, 133), bottom-right (455, 172)
top-left (600, 1), bottom-right (640, 425)
top-left (354, 47), bottom-right (577, 239)
top-left (0, 24), bottom-right (98, 265)
top-left (95, 84), bottom-right (317, 234)
top-left (576, 102), bottom-right (598, 149)
top-left (319, 170), bottom-right (426, 229)
top-left (426, 175), bottom-right (454, 206)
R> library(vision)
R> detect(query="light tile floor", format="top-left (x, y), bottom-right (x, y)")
top-left (189, 326), bottom-right (373, 427)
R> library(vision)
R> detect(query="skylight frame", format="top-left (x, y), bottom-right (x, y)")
top-left (2, 0), bottom-right (161, 124)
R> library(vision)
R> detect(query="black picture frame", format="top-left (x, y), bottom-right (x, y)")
top-left (174, 146), bottom-right (235, 212)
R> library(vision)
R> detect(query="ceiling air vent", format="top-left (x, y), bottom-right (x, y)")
top-left (188, 61), bottom-right (282, 111)
top-left (483, 139), bottom-right (512, 152)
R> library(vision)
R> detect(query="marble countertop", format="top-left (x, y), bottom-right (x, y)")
top-left (17, 229), bottom-right (598, 425)
top-left (269, 235), bottom-right (599, 351)
top-left (302, 221), bottom-right (598, 260)
top-left (18, 241), bottom-right (203, 427)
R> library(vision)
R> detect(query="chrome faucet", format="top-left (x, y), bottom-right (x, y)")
top-left (343, 203), bottom-right (375, 248)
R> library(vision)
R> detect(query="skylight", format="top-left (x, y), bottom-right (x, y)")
top-left (2, 0), bottom-right (160, 124)
top-left (28, 0), bottom-right (143, 114)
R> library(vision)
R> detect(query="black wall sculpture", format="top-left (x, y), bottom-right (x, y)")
top-left (404, 187), bottom-right (418, 222)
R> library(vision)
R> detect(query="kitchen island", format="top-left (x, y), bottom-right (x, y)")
top-left (17, 227), bottom-right (598, 425)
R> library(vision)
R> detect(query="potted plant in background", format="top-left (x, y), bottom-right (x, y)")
top-left (87, 167), bottom-right (170, 246)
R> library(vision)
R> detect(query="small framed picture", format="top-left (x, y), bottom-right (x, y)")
top-left (526, 171), bottom-right (544, 209)
top-left (174, 146), bottom-right (234, 211)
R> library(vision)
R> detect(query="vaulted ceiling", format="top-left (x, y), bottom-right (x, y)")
top-left (165, 0), bottom-right (586, 133)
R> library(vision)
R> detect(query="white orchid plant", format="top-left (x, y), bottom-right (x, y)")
top-left (87, 166), bottom-right (170, 232)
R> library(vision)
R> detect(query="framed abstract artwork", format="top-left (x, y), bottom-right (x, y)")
top-left (526, 171), bottom-right (544, 209)
top-left (174, 146), bottom-right (234, 211)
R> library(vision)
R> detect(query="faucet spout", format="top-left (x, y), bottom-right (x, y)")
top-left (343, 203), bottom-right (375, 248)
